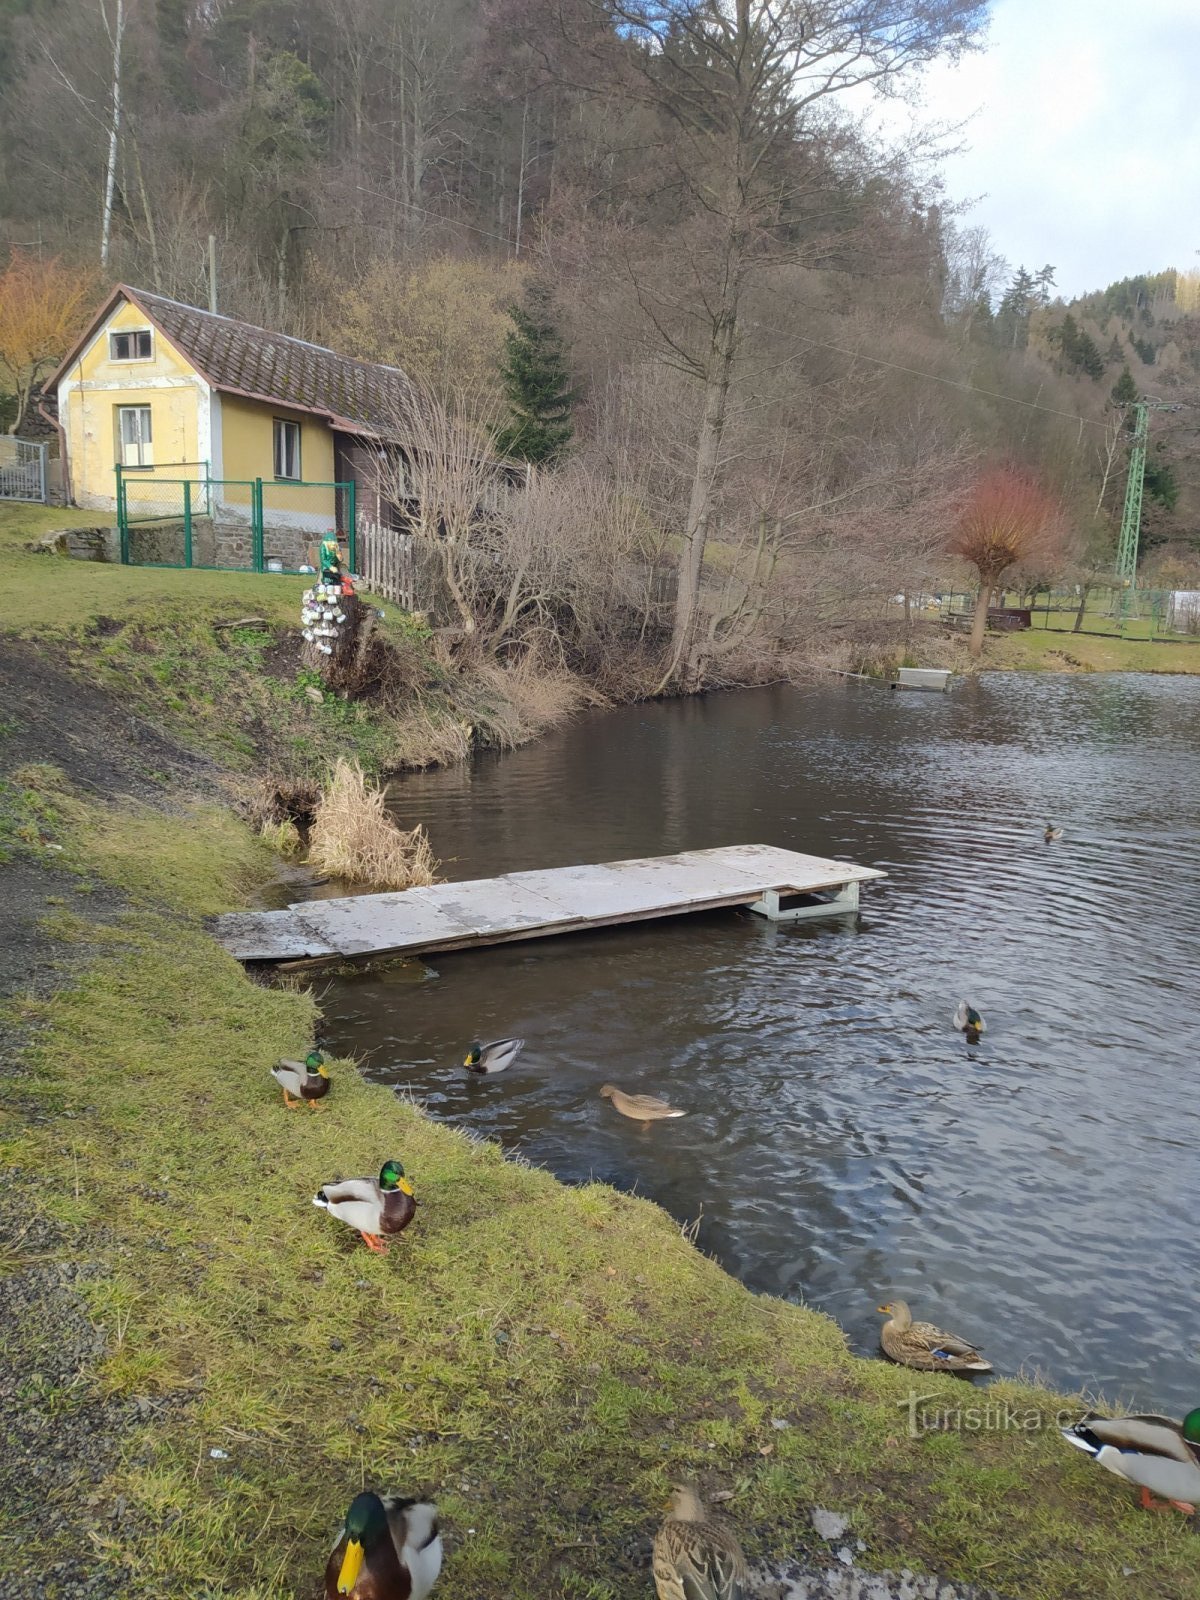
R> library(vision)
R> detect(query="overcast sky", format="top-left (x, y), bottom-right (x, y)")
top-left (902, 0), bottom-right (1200, 300)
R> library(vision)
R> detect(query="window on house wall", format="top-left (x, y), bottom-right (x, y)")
top-left (109, 328), bottom-right (153, 361)
top-left (273, 419), bottom-right (301, 480)
top-left (116, 405), bottom-right (153, 468)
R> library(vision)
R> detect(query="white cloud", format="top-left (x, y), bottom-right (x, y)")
top-left (896, 0), bottom-right (1200, 298)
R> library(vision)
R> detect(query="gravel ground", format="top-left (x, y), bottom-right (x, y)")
top-left (752, 1560), bottom-right (1000, 1599)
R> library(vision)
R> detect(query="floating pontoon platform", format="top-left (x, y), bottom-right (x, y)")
top-left (212, 845), bottom-right (885, 964)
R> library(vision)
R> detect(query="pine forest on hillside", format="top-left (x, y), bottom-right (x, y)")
top-left (2, 0), bottom-right (1198, 686)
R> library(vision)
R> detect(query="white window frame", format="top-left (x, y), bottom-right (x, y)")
top-left (116, 405), bottom-right (153, 469)
top-left (273, 418), bottom-right (302, 481)
top-left (108, 327), bottom-right (154, 363)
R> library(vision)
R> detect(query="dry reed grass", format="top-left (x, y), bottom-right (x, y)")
top-left (307, 758), bottom-right (439, 889)
top-left (258, 817), bottom-right (302, 855)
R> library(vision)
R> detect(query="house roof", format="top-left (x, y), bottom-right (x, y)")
top-left (51, 285), bottom-right (417, 441)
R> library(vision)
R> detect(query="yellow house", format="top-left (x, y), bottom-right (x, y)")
top-left (51, 286), bottom-right (414, 569)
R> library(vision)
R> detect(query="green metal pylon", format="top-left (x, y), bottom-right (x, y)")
top-left (1115, 401), bottom-right (1148, 622)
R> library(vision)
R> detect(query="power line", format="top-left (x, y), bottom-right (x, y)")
top-left (768, 327), bottom-right (1113, 432)
top-left (354, 186), bottom-right (1116, 432)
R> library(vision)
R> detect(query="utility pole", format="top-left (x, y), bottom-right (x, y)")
top-left (208, 235), bottom-right (218, 314)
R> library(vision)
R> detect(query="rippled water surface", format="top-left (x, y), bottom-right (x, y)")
top-left (319, 673), bottom-right (1200, 1411)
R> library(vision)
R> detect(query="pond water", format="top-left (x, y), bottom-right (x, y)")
top-left (317, 672), bottom-right (1200, 1413)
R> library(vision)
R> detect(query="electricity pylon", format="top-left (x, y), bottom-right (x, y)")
top-left (1114, 398), bottom-right (1179, 621)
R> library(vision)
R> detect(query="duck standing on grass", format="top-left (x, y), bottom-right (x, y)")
top-left (877, 1300), bottom-right (993, 1373)
top-left (325, 1492), bottom-right (442, 1598)
top-left (652, 1484), bottom-right (746, 1600)
top-left (1061, 1408), bottom-right (1200, 1515)
top-left (952, 1001), bottom-right (984, 1043)
top-left (271, 1050), bottom-right (330, 1109)
top-left (463, 1037), bottom-right (524, 1074)
top-left (600, 1084), bottom-right (686, 1121)
top-left (313, 1160), bottom-right (416, 1254)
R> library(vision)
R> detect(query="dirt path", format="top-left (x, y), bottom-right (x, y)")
top-left (0, 637), bottom-right (216, 801)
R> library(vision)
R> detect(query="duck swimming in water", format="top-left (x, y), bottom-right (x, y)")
top-left (463, 1037), bottom-right (525, 1074)
top-left (953, 1001), bottom-right (984, 1041)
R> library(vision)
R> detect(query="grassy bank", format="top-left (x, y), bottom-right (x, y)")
top-left (0, 505), bottom-right (582, 780)
top-left (3, 768), bottom-right (1199, 1600)
top-left (986, 626), bottom-right (1200, 674)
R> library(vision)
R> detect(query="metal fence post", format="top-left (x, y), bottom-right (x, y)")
top-left (346, 480), bottom-right (357, 574)
top-left (252, 478), bottom-right (264, 572)
top-left (183, 479), bottom-right (193, 568)
top-left (116, 466), bottom-right (129, 564)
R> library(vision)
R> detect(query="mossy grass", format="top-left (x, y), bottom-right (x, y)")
top-left (3, 783), bottom-right (1198, 1599)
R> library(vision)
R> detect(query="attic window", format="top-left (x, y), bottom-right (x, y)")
top-left (109, 328), bottom-right (153, 362)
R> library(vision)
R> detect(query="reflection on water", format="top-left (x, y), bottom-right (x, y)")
top-left (318, 673), bottom-right (1200, 1412)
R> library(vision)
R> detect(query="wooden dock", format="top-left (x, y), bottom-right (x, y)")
top-left (211, 844), bottom-right (886, 964)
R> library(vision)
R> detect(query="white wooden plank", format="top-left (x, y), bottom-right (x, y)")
top-left (294, 892), bottom-right (471, 955)
top-left (212, 910), bottom-right (337, 961)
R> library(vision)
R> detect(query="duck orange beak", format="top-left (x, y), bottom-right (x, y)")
top-left (398, 1178), bottom-right (414, 1196)
top-left (337, 1538), bottom-right (365, 1593)
top-left (877, 1304), bottom-right (892, 1315)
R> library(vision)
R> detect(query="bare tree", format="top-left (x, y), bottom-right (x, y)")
top-left (376, 385), bottom-right (506, 638)
top-left (950, 466), bottom-right (1061, 657)
top-left (547, 0), bottom-right (988, 688)
top-left (99, 0), bottom-right (126, 266)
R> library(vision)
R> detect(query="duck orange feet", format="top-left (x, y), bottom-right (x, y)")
top-left (360, 1232), bottom-right (388, 1254)
top-left (1138, 1487), bottom-right (1195, 1515)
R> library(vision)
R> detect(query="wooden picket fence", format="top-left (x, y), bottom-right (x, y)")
top-left (359, 518), bottom-right (418, 611)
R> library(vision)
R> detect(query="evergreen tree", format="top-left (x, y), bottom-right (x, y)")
top-left (1132, 335), bottom-right (1156, 365)
top-left (1111, 365), bottom-right (1138, 407)
top-left (1072, 326), bottom-right (1105, 380)
top-left (495, 287), bottom-right (576, 464)
top-left (968, 295), bottom-right (995, 346)
top-left (1144, 457), bottom-right (1178, 511)
top-left (996, 266), bottom-right (1037, 349)
top-left (1106, 334), bottom-right (1123, 363)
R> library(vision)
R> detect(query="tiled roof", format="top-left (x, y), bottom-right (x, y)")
top-left (75, 288), bottom-right (416, 441)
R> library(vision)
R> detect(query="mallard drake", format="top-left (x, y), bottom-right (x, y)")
top-left (464, 1037), bottom-right (525, 1074)
top-left (877, 1300), bottom-right (993, 1373)
top-left (600, 1084), bottom-right (685, 1121)
top-left (952, 1002), bottom-right (984, 1039)
top-left (1062, 1409), bottom-right (1200, 1514)
top-left (271, 1050), bottom-right (330, 1109)
top-left (652, 1484), bottom-right (746, 1600)
top-left (313, 1160), bottom-right (416, 1254)
top-left (325, 1492), bottom-right (442, 1598)
top-left (1044, 823), bottom-right (1064, 842)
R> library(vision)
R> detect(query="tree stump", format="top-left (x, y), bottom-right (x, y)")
top-left (301, 583), bottom-right (377, 696)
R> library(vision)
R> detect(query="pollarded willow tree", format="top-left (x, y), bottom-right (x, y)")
top-left (547, 0), bottom-right (989, 688)
top-left (951, 466), bottom-right (1061, 658)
